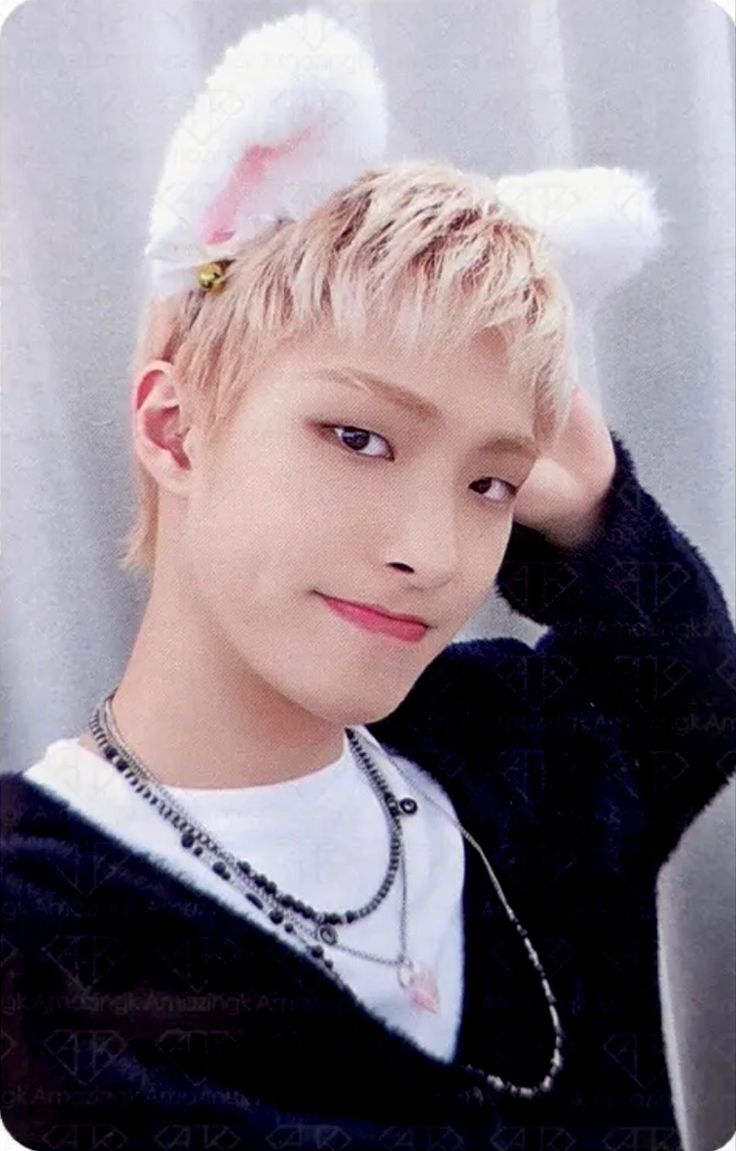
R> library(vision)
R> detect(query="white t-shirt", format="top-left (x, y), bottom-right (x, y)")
top-left (23, 725), bottom-right (466, 1062)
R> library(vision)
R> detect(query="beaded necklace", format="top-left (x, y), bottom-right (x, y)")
top-left (88, 686), bottom-right (565, 1100)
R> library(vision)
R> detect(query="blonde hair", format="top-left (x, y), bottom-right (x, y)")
top-left (118, 159), bottom-right (576, 587)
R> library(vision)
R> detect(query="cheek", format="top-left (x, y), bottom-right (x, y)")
top-left (462, 534), bottom-right (513, 611)
top-left (184, 467), bottom-right (327, 607)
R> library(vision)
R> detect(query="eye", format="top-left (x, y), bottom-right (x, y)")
top-left (470, 476), bottom-right (519, 505)
top-left (329, 425), bottom-right (393, 458)
top-left (326, 425), bottom-right (518, 506)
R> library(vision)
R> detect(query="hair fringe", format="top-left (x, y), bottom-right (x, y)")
top-left (117, 160), bottom-right (575, 585)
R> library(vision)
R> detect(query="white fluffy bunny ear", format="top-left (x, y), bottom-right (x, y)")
top-left (495, 166), bottom-right (671, 313)
top-left (144, 7), bottom-right (388, 300)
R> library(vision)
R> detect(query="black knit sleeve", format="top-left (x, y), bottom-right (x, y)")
top-left (492, 429), bottom-right (736, 870)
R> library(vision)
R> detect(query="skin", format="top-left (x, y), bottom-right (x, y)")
top-left (78, 315), bottom-right (615, 788)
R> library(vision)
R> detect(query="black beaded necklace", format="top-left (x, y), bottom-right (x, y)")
top-left (89, 689), bottom-right (435, 1003)
top-left (87, 686), bottom-right (566, 1100)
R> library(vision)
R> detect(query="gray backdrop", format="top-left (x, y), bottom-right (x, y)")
top-left (1, 0), bottom-right (734, 1147)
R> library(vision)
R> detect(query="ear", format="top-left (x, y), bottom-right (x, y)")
top-left (198, 131), bottom-right (311, 247)
top-left (495, 166), bottom-right (670, 314)
top-left (144, 8), bottom-right (388, 300)
top-left (132, 362), bottom-right (194, 494)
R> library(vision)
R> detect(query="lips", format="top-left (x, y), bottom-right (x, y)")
top-left (317, 594), bottom-right (430, 642)
top-left (350, 601), bottom-right (429, 626)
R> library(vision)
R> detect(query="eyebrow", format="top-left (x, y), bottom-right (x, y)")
top-left (308, 366), bottom-right (539, 459)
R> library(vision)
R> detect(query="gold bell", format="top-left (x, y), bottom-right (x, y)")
top-left (197, 261), bottom-right (229, 292)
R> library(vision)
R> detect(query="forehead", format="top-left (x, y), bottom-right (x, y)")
top-left (293, 317), bottom-right (508, 378)
top-left (256, 321), bottom-right (537, 441)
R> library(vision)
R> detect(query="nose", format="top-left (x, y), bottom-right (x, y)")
top-left (382, 483), bottom-right (461, 587)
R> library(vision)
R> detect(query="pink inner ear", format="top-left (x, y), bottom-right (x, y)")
top-left (199, 128), bottom-right (312, 246)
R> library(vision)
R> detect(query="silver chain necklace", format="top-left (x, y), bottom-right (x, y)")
top-left (92, 690), bottom-right (439, 1010)
top-left (88, 686), bottom-right (565, 1100)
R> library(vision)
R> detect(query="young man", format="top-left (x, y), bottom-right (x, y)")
top-left (2, 11), bottom-right (735, 1147)
top-left (75, 319), bottom-right (613, 791)
top-left (3, 305), bottom-right (735, 1148)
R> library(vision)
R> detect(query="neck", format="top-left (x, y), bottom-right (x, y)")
top-left (81, 575), bottom-right (347, 790)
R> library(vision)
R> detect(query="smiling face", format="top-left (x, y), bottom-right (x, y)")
top-left (149, 317), bottom-right (539, 727)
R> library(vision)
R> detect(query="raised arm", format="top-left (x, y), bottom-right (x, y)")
top-left (493, 417), bottom-right (736, 871)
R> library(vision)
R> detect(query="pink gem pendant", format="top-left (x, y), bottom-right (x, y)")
top-left (397, 957), bottom-right (440, 1013)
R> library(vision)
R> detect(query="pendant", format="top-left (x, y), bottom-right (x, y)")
top-left (397, 957), bottom-right (440, 1013)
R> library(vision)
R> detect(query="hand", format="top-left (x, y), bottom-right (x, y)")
top-left (512, 385), bottom-right (617, 549)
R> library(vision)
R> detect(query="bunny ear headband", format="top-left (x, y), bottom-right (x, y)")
top-left (144, 6), bottom-right (670, 310)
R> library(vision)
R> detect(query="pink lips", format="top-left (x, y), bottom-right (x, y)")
top-left (318, 595), bottom-right (429, 643)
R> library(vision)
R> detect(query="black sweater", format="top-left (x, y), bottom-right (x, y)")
top-left (2, 430), bottom-right (735, 1150)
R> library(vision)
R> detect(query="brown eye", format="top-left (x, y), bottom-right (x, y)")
top-left (326, 425), bottom-right (517, 506)
top-left (472, 477), bottom-right (519, 505)
top-left (330, 425), bottom-right (393, 459)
